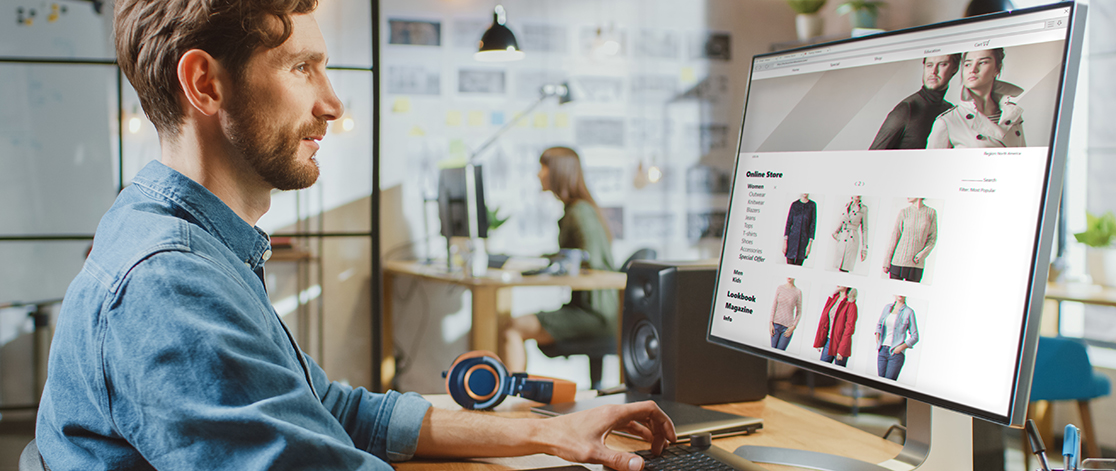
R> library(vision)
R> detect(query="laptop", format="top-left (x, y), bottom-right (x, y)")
top-left (530, 392), bottom-right (763, 443)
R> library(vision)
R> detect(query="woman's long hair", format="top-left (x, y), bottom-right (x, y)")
top-left (539, 146), bottom-right (613, 241)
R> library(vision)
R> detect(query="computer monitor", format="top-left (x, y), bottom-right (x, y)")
top-left (438, 165), bottom-right (489, 239)
top-left (708, 3), bottom-right (1085, 469)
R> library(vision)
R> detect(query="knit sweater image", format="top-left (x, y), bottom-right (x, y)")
top-left (770, 283), bottom-right (803, 329)
top-left (884, 203), bottom-right (938, 269)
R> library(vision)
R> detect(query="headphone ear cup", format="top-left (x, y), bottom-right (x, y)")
top-left (444, 351), bottom-right (510, 410)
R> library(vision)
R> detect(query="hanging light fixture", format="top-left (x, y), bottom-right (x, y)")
top-left (474, 5), bottom-right (525, 62)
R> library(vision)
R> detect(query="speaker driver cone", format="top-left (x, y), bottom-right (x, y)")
top-left (624, 319), bottom-right (661, 391)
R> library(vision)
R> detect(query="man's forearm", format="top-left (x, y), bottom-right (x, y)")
top-left (412, 399), bottom-right (676, 471)
top-left (414, 408), bottom-right (547, 458)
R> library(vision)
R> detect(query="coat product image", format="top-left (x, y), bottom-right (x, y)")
top-left (784, 199), bottom-right (817, 265)
top-left (812, 292), bottom-right (858, 366)
top-left (833, 201), bottom-right (868, 272)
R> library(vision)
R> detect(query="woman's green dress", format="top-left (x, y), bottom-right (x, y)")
top-left (535, 200), bottom-right (619, 341)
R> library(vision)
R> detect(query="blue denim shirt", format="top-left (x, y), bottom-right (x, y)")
top-left (875, 303), bottom-right (919, 351)
top-left (36, 161), bottom-right (430, 470)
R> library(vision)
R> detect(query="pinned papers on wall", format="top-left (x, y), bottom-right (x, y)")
top-left (408, 125), bottom-right (426, 136)
top-left (391, 97), bottom-right (412, 113)
top-left (532, 113), bottom-right (549, 128)
top-left (491, 111), bottom-right (505, 126)
top-left (514, 113), bottom-right (529, 127)
top-left (554, 113), bottom-right (569, 128)
top-left (446, 110), bottom-right (462, 127)
top-left (468, 111), bottom-right (484, 126)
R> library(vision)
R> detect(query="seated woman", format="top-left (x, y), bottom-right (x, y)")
top-left (499, 147), bottom-right (618, 372)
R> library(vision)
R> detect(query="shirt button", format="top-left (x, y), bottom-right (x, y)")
top-left (262, 249), bottom-right (273, 261)
top-left (976, 134), bottom-right (984, 140)
top-left (966, 114), bottom-right (974, 120)
top-left (1004, 120), bottom-right (1011, 125)
top-left (1016, 131), bottom-right (1021, 136)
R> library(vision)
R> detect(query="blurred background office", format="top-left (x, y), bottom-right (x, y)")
top-left (2, 0), bottom-right (1115, 470)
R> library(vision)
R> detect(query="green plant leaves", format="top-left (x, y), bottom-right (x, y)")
top-left (487, 207), bottom-right (510, 232)
top-left (1074, 211), bottom-right (1116, 248)
top-left (788, 0), bottom-right (827, 14)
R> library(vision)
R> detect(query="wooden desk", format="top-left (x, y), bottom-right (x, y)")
top-left (1043, 281), bottom-right (1116, 336)
top-left (1045, 282), bottom-right (1116, 308)
top-left (382, 260), bottom-right (628, 389)
top-left (396, 394), bottom-right (903, 471)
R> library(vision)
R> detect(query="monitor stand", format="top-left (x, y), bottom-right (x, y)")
top-left (733, 400), bottom-right (973, 471)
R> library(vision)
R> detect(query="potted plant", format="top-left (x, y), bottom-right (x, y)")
top-left (837, 0), bottom-right (885, 29)
top-left (787, 0), bottom-right (827, 41)
top-left (1075, 211), bottom-right (1116, 286)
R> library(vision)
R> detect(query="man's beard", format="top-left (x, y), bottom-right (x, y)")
top-left (223, 83), bottom-right (327, 191)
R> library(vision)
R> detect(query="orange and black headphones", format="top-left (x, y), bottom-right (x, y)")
top-left (443, 351), bottom-right (577, 410)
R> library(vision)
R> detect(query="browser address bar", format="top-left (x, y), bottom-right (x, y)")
top-left (762, 18), bottom-right (1057, 71)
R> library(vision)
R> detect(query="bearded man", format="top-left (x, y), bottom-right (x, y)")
top-left (869, 54), bottom-right (962, 150)
top-left (34, 1), bottom-right (674, 470)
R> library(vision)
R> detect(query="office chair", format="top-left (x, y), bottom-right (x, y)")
top-left (537, 248), bottom-right (657, 390)
top-left (1023, 336), bottom-right (1111, 467)
top-left (20, 439), bottom-right (47, 471)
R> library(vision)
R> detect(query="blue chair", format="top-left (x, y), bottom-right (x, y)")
top-left (1025, 336), bottom-right (1111, 464)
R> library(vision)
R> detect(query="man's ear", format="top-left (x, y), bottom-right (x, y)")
top-left (177, 49), bottom-right (228, 117)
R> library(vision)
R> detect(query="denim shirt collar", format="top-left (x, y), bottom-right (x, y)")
top-left (131, 160), bottom-right (271, 271)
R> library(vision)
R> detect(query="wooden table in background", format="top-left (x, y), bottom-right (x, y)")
top-left (381, 260), bottom-right (628, 390)
top-left (1044, 281), bottom-right (1116, 334)
top-left (396, 393), bottom-right (903, 471)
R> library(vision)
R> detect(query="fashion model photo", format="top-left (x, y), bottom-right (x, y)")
top-left (882, 197), bottom-right (939, 284)
top-left (870, 54), bottom-right (961, 150)
top-left (783, 193), bottom-right (818, 267)
top-left (812, 286), bottom-right (858, 367)
top-left (769, 277), bottom-right (803, 351)
top-left (928, 48), bottom-right (1026, 148)
top-left (737, 40), bottom-right (1065, 153)
top-left (830, 195), bottom-right (871, 275)
top-left (875, 295), bottom-right (919, 381)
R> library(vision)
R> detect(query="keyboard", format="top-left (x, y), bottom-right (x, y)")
top-left (634, 443), bottom-right (767, 471)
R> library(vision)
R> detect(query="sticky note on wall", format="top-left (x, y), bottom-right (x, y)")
top-left (446, 110), bottom-right (462, 127)
top-left (392, 97), bottom-right (411, 113)
top-left (468, 111), bottom-right (484, 126)
top-left (533, 113), bottom-right (548, 128)
top-left (554, 113), bottom-right (569, 128)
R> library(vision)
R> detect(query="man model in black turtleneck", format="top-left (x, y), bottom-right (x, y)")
top-left (870, 54), bottom-right (962, 150)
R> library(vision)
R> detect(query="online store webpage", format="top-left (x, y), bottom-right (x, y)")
top-left (710, 8), bottom-right (1072, 417)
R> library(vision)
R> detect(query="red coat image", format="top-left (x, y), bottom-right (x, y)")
top-left (813, 291), bottom-right (858, 358)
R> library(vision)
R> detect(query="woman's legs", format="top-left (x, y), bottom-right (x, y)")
top-left (498, 314), bottom-right (556, 372)
top-left (877, 346), bottom-right (905, 380)
top-left (885, 350), bottom-right (905, 380)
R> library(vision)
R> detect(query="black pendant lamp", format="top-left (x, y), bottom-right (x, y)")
top-left (965, 0), bottom-right (1014, 17)
top-left (475, 5), bottom-right (525, 62)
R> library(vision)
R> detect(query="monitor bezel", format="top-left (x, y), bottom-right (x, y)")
top-left (707, 1), bottom-right (1085, 427)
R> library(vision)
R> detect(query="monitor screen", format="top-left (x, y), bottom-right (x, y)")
top-left (438, 165), bottom-right (489, 239)
top-left (708, 2), bottom-right (1084, 426)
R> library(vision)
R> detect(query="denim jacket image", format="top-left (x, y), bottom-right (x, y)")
top-left (36, 161), bottom-right (430, 470)
top-left (874, 302), bottom-right (919, 351)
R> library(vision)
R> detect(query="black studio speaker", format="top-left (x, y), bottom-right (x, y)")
top-left (622, 261), bottom-right (768, 405)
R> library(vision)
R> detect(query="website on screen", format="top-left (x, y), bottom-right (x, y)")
top-left (710, 8), bottom-right (1072, 416)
